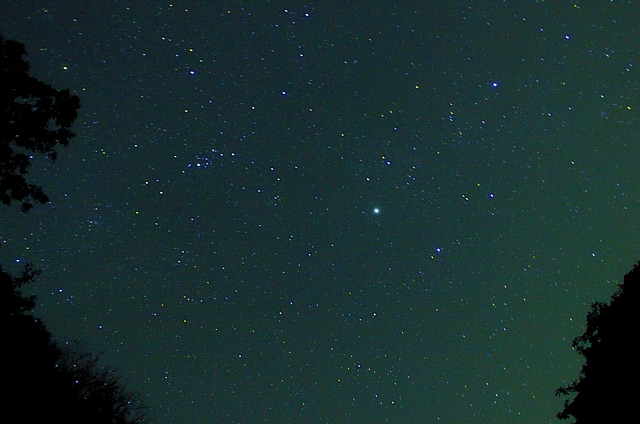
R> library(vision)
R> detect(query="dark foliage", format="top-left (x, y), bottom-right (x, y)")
top-left (556, 262), bottom-right (640, 423)
top-left (0, 35), bottom-right (80, 212)
top-left (1, 36), bottom-right (145, 423)
top-left (1, 266), bottom-right (147, 424)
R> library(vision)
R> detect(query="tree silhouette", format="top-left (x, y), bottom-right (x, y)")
top-left (556, 262), bottom-right (640, 423)
top-left (1, 35), bottom-right (80, 212)
top-left (2, 265), bottom-right (64, 420)
top-left (1, 37), bottom-right (146, 423)
top-left (2, 266), bottom-right (147, 423)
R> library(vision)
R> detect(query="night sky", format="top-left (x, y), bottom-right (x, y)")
top-left (2, 2), bottom-right (640, 423)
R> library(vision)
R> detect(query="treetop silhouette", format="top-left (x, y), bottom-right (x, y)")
top-left (2, 265), bottom-right (147, 424)
top-left (556, 262), bottom-right (640, 423)
top-left (1, 35), bottom-right (80, 212)
top-left (1, 37), bottom-right (146, 423)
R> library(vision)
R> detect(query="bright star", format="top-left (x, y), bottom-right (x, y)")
top-left (373, 207), bottom-right (380, 214)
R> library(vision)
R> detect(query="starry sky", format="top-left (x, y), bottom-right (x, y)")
top-left (2, 2), bottom-right (640, 423)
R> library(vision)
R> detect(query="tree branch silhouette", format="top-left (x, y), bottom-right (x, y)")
top-left (1, 35), bottom-right (80, 212)
top-left (556, 262), bottom-right (639, 423)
